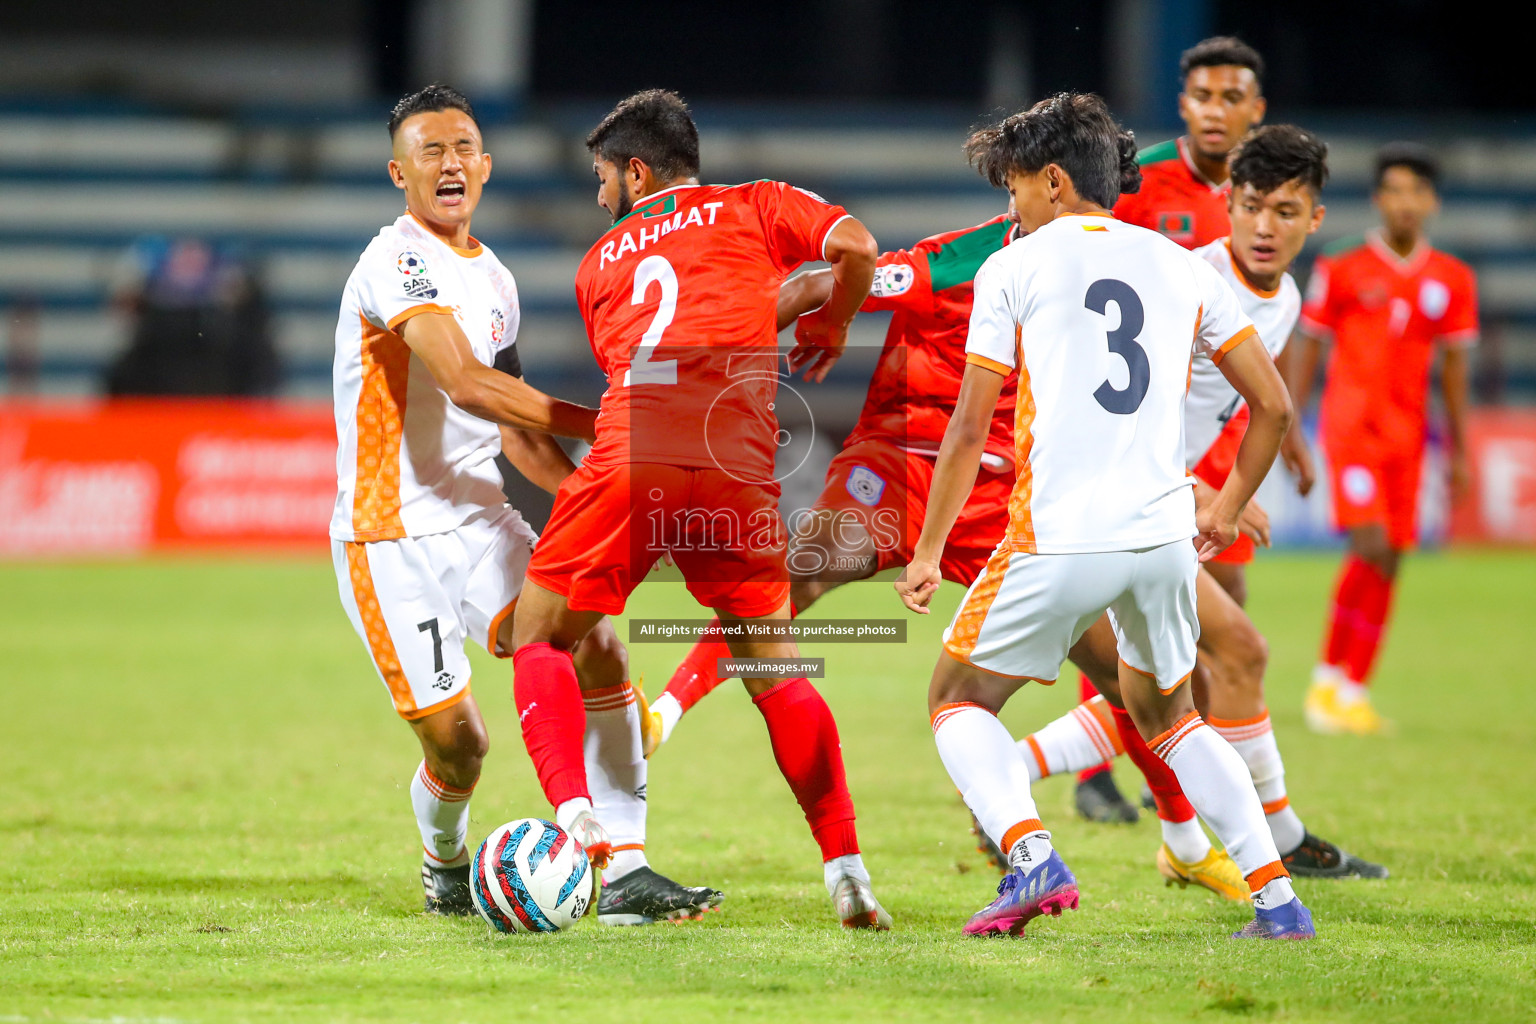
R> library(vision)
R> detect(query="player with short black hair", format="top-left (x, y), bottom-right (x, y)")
top-left (333, 85), bottom-right (721, 925)
top-left (387, 82), bottom-right (479, 140)
top-left (966, 92), bottom-right (1143, 208)
top-left (1290, 141), bottom-right (1477, 735)
top-left (1180, 35), bottom-right (1266, 83)
top-left (899, 94), bottom-right (1312, 940)
top-left (508, 89), bottom-right (894, 929)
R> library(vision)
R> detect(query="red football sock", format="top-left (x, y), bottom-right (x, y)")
top-left (663, 601), bottom-right (802, 713)
top-left (1343, 560), bottom-right (1396, 686)
top-left (1322, 555), bottom-right (1372, 669)
top-left (753, 677), bottom-right (858, 860)
top-left (662, 619), bottom-right (732, 713)
top-left (1076, 671), bottom-right (1112, 783)
top-left (512, 642), bottom-right (589, 808)
top-left (1112, 704), bottom-right (1195, 823)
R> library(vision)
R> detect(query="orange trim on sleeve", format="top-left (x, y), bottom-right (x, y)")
top-left (386, 302), bottom-right (456, 332)
top-left (352, 314), bottom-right (411, 541)
top-left (1244, 859), bottom-right (1290, 893)
top-left (1210, 324), bottom-right (1258, 365)
top-left (965, 352), bottom-right (1013, 377)
top-left (486, 597), bottom-right (517, 658)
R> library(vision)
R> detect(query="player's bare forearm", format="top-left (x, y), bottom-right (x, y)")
top-left (1207, 339), bottom-right (1292, 550)
top-left (776, 270), bottom-right (832, 332)
top-left (820, 217), bottom-right (877, 326)
top-left (1441, 346), bottom-right (1470, 454)
top-left (402, 313), bottom-right (598, 441)
top-left (913, 364), bottom-right (1002, 564)
top-left (1284, 331), bottom-right (1325, 413)
top-left (500, 426), bottom-right (578, 495)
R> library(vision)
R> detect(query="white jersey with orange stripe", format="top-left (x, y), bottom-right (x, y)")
top-left (1184, 239), bottom-right (1300, 466)
top-left (964, 212), bottom-right (1256, 554)
top-left (331, 213), bottom-right (521, 543)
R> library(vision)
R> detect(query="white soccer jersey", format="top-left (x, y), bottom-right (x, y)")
top-left (1183, 239), bottom-right (1301, 465)
top-left (965, 212), bottom-right (1256, 554)
top-left (331, 213), bottom-right (521, 542)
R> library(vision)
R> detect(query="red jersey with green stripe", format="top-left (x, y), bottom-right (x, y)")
top-left (574, 181), bottom-right (849, 479)
top-left (1113, 137), bottom-right (1230, 249)
top-left (1302, 231), bottom-right (1479, 450)
top-left (844, 214), bottom-right (1020, 463)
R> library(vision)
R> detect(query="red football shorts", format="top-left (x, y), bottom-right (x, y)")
top-left (814, 439), bottom-right (1012, 587)
top-left (1324, 436), bottom-right (1423, 550)
top-left (1191, 406), bottom-right (1255, 565)
top-left (527, 461), bottom-right (790, 618)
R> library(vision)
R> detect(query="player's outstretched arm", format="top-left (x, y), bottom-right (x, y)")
top-left (401, 313), bottom-right (598, 442)
top-left (895, 361), bottom-right (1004, 613)
top-left (500, 427), bottom-right (579, 495)
top-left (776, 269), bottom-right (833, 332)
top-left (1202, 338), bottom-right (1294, 560)
top-left (788, 218), bottom-right (876, 383)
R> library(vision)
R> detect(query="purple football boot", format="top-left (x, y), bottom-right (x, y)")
top-left (962, 849), bottom-right (1080, 937)
top-left (1233, 896), bottom-right (1316, 939)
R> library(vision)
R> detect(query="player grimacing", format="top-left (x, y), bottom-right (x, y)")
top-left (330, 84), bottom-right (719, 925)
top-left (897, 94), bottom-right (1314, 939)
top-left (506, 90), bottom-right (894, 929)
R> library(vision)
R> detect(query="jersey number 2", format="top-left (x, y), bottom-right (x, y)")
top-left (1085, 278), bottom-right (1149, 415)
top-left (622, 255), bottom-right (679, 386)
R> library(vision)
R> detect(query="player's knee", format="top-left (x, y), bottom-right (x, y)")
top-left (574, 628), bottom-right (629, 690)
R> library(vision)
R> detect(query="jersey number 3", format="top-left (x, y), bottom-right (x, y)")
top-left (1085, 278), bottom-right (1149, 415)
top-left (623, 255), bottom-right (679, 386)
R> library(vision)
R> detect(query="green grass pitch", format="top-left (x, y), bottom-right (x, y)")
top-left (2, 550), bottom-right (1534, 1022)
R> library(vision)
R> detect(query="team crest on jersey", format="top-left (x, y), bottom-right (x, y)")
top-left (1419, 278), bottom-right (1450, 319)
top-left (1156, 212), bottom-right (1195, 243)
top-left (397, 251), bottom-right (429, 276)
top-left (490, 307), bottom-right (506, 345)
top-left (871, 264), bottom-right (915, 298)
top-left (846, 465), bottom-right (886, 507)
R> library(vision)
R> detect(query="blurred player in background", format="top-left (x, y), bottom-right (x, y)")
top-left (898, 94), bottom-right (1313, 940)
top-left (508, 90), bottom-right (894, 928)
top-left (1289, 144), bottom-right (1478, 735)
top-left (1013, 126), bottom-right (1386, 891)
top-left (1036, 35), bottom-right (1272, 821)
top-left (332, 85), bottom-right (720, 923)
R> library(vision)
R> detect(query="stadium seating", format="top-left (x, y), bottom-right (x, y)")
top-left (3, 105), bottom-right (1534, 401)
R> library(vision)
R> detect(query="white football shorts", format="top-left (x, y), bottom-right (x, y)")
top-left (943, 538), bottom-right (1199, 690)
top-left (333, 505), bottom-right (536, 720)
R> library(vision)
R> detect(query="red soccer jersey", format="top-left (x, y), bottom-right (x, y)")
top-left (1302, 231), bottom-right (1479, 450)
top-left (1113, 137), bottom-right (1230, 249)
top-left (574, 181), bottom-right (849, 480)
top-left (844, 215), bottom-right (1019, 463)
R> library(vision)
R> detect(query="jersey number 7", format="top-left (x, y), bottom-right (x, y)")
top-left (1086, 278), bottom-right (1149, 415)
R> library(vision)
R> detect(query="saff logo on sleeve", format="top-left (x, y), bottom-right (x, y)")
top-left (397, 251), bottom-right (429, 276)
top-left (846, 465), bottom-right (886, 507)
top-left (871, 264), bottom-right (915, 298)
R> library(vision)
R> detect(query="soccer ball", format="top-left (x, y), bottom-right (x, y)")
top-left (469, 818), bottom-right (592, 933)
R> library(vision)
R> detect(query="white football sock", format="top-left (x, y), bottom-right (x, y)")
top-left (1336, 679), bottom-right (1370, 706)
top-left (1017, 695), bottom-right (1123, 780)
top-left (823, 852), bottom-right (871, 896)
top-left (932, 702), bottom-right (1043, 858)
top-left (1211, 712), bottom-right (1306, 854)
top-left (1007, 830), bottom-right (1054, 872)
top-left (1161, 816), bottom-right (1213, 864)
top-left (1149, 713), bottom-right (1285, 891)
top-left (1254, 876), bottom-right (1297, 909)
top-left (651, 692), bottom-right (683, 744)
top-left (555, 796), bottom-right (593, 834)
top-left (411, 760), bottom-right (473, 869)
top-left (583, 682), bottom-right (649, 885)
